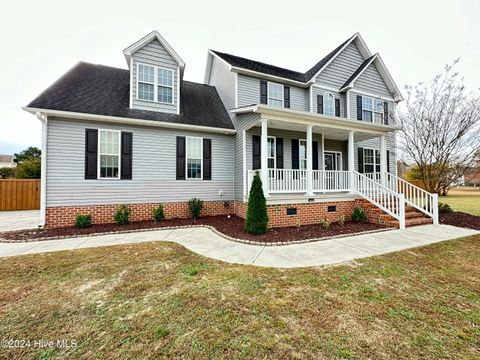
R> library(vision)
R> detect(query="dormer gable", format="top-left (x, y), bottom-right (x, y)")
top-left (124, 31), bottom-right (185, 114)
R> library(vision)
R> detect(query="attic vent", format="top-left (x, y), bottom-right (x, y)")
top-left (286, 208), bottom-right (297, 216)
top-left (327, 205), bottom-right (337, 212)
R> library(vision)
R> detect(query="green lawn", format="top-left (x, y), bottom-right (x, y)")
top-left (0, 236), bottom-right (479, 359)
top-left (440, 187), bottom-right (480, 215)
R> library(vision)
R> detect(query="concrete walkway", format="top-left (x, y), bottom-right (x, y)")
top-left (0, 224), bottom-right (477, 268)
top-left (0, 210), bottom-right (40, 232)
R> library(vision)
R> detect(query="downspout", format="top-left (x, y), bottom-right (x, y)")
top-left (35, 112), bottom-right (47, 228)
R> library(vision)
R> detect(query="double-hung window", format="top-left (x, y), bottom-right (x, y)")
top-left (268, 83), bottom-right (283, 108)
top-left (299, 139), bottom-right (307, 170)
top-left (267, 137), bottom-right (276, 169)
top-left (323, 92), bottom-right (335, 116)
top-left (363, 148), bottom-right (380, 173)
top-left (186, 137), bottom-right (202, 179)
top-left (137, 63), bottom-right (174, 104)
top-left (99, 130), bottom-right (120, 179)
top-left (362, 97), bottom-right (384, 123)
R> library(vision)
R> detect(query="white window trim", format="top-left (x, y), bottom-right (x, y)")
top-left (362, 96), bottom-right (384, 123)
top-left (363, 147), bottom-right (380, 173)
top-left (186, 136), bottom-right (203, 180)
top-left (324, 150), bottom-right (343, 171)
top-left (323, 92), bottom-right (335, 116)
top-left (267, 82), bottom-right (284, 108)
top-left (97, 129), bottom-right (121, 180)
top-left (136, 62), bottom-right (174, 105)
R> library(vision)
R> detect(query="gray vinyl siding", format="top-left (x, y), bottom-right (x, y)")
top-left (237, 74), bottom-right (308, 111)
top-left (131, 39), bottom-right (178, 114)
top-left (315, 42), bottom-right (365, 88)
top-left (354, 63), bottom-right (392, 98)
top-left (324, 139), bottom-right (348, 170)
top-left (311, 87), bottom-right (346, 118)
top-left (208, 56), bottom-right (236, 118)
top-left (354, 134), bottom-right (397, 175)
top-left (349, 90), bottom-right (395, 123)
top-left (46, 118), bottom-right (234, 206)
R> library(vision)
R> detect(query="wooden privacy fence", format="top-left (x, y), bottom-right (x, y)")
top-left (0, 179), bottom-right (41, 211)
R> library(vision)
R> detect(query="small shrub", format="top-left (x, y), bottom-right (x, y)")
top-left (338, 214), bottom-right (346, 226)
top-left (321, 217), bottom-right (330, 230)
top-left (182, 265), bottom-right (199, 276)
top-left (114, 205), bottom-right (131, 225)
top-left (295, 219), bottom-right (301, 228)
top-left (188, 198), bottom-right (203, 219)
top-left (438, 202), bottom-right (453, 214)
top-left (152, 204), bottom-right (165, 222)
top-left (352, 206), bottom-right (368, 223)
top-left (75, 214), bottom-right (92, 228)
top-left (244, 171), bottom-right (269, 234)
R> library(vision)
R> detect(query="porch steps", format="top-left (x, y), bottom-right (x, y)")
top-left (360, 202), bottom-right (433, 228)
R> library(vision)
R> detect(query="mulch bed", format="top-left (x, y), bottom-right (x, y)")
top-left (440, 211), bottom-right (480, 231)
top-left (0, 215), bottom-right (390, 244)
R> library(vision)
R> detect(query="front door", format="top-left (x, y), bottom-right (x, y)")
top-left (324, 152), bottom-right (342, 190)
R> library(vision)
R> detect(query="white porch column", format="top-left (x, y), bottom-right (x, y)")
top-left (380, 134), bottom-right (387, 186)
top-left (348, 130), bottom-right (355, 191)
top-left (306, 124), bottom-right (314, 196)
top-left (261, 119), bottom-right (269, 196)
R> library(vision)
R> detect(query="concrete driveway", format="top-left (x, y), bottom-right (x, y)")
top-left (0, 210), bottom-right (40, 232)
top-left (0, 224), bottom-right (477, 268)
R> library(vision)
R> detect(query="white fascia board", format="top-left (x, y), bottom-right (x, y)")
top-left (231, 67), bottom-right (308, 88)
top-left (374, 54), bottom-right (404, 102)
top-left (208, 50), bottom-right (233, 70)
top-left (204, 52), bottom-right (214, 84)
top-left (23, 107), bottom-right (236, 135)
top-left (123, 30), bottom-right (185, 69)
top-left (232, 104), bottom-right (398, 134)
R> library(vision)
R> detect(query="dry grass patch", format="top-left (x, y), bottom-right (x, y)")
top-left (0, 236), bottom-right (479, 359)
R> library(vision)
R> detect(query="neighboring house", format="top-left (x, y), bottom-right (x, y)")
top-left (24, 31), bottom-right (438, 229)
top-left (0, 155), bottom-right (14, 168)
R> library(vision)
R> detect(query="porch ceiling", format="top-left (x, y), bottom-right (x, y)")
top-left (253, 120), bottom-right (382, 141)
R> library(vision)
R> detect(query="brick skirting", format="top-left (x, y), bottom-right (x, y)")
top-left (45, 200), bottom-right (234, 229)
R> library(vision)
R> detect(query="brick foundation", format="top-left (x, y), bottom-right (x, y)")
top-left (45, 200), bottom-right (234, 229)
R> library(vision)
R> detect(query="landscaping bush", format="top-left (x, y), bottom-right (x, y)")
top-left (352, 206), bottom-right (368, 223)
top-left (245, 171), bottom-right (269, 234)
top-left (188, 198), bottom-right (203, 219)
top-left (75, 214), bottom-right (92, 228)
top-left (438, 202), bottom-right (454, 214)
top-left (152, 204), bottom-right (165, 222)
top-left (114, 205), bottom-right (131, 225)
top-left (338, 215), bottom-right (345, 226)
top-left (321, 217), bottom-right (330, 230)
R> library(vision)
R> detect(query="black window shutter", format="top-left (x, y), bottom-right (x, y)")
top-left (276, 138), bottom-right (284, 169)
top-left (291, 139), bottom-right (299, 169)
top-left (283, 86), bottom-right (290, 108)
top-left (317, 95), bottom-right (324, 114)
top-left (176, 136), bottom-right (186, 180)
top-left (252, 135), bottom-right (261, 170)
top-left (383, 101), bottom-right (389, 125)
top-left (357, 147), bottom-right (364, 173)
top-left (335, 98), bottom-right (341, 117)
top-left (203, 139), bottom-right (212, 180)
top-left (260, 80), bottom-right (267, 104)
top-left (386, 150), bottom-right (390, 173)
top-left (312, 141), bottom-right (319, 170)
top-left (121, 132), bottom-right (133, 180)
top-left (356, 95), bottom-right (363, 120)
top-left (85, 129), bottom-right (98, 179)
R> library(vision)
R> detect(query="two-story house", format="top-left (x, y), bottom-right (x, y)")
top-left (24, 31), bottom-right (438, 230)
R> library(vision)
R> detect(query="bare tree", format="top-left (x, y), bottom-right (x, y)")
top-left (397, 60), bottom-right (480, 195)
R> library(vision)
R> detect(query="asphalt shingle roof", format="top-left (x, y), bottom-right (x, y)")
top-left (211, 36), bottom-right (351, 83)
top-left (27, 62), bottom-right (234, 130)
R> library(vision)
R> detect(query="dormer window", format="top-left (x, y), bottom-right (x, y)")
top-left (323, 92), bottom-right (335, 116)
top-left (137, 63), bottom-right (174, 104)
top-left (268, 82), bottom-right (283, 108)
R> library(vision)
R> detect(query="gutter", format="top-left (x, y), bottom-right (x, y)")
top-left (35, 112), bottom-right (47, 228)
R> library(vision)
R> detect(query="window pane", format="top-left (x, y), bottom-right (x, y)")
top-left (324, 93), bottom-right (335, 116)
top-left (374, 112), bottom-right (383, 124)
top-left (268, 83), bottom-right (283, 99)
top-left (138, 83), bottom-right (154, 101)
top-left (365, 165), bottom-right (374, 173)
top-left (187, 138), bottom-right (201, 159)
top-left (158, 86), bottom-right (173, 103)
top-left (138, 64), bottom-right (154, 83)
top-left (187, 159), bottom-right (202, 179)
top-left (158, 68), bottom-right (173, 87)
top-left (363, 97), bottom-right (373, 110)
top-left (363, 110), bottom-right (373, 122)
top-left (268, 98), bottom-right (283, 108)
top-left (267, 158), bottom-right (275, 169)
top-left (375, 99), bottom-right (383, 112)
top-left (100, 155), bottom-right (119, 179)
top-left (267, 138), bottom-right (275, 157)
top-left (99, 130), bottom-right (120, 179)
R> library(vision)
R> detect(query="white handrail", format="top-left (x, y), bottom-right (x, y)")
top-left (353, 171), bottom-right (405, 229)
top-left (385, 172), bottom-right (438, 224)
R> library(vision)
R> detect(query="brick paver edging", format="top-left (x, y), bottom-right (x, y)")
top-left (0, 225), bottom-right (395, 246)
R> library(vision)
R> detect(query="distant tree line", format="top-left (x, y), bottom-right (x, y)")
top-left (0, 146), bottom-right (41, 179)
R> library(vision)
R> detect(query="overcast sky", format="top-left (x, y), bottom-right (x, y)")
top-left (0, 0), bottom-right (478, 154)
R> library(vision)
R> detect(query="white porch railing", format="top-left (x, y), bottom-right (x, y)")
top-left (353, 171), bottom-right (405, 229)
top-left (268, 169), bottom-right (307, 193)
top-left (313, 170), bottom-right (350, 192)
top-left (385, 172), bottom-right (439, 224)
